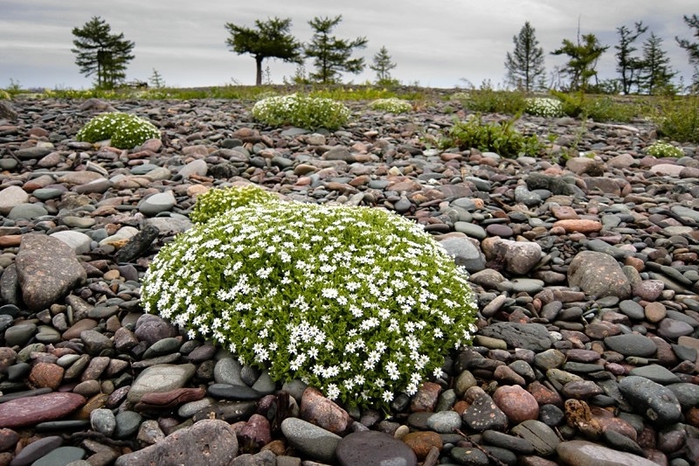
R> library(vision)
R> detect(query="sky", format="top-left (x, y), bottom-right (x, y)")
top-left (1, 0), bottom-right (697, 90)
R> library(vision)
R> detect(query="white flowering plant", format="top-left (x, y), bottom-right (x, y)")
top-left (76, 112), bottom-right (160, 149)
top-left (369, 98), bottom-right (413, 114)
top-left (251, 94), bottom-right (351, 131)
top-left (189, 185), bottom-right (278, 224)
top-left (646, 141), bottom-right (685, 158)
top-left (141, 186), bottom-right (477, 408)
top-left (525, 97), bottom-right (564, 118)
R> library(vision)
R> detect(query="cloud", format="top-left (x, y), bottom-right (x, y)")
top-left (0, 0), bottom-right (696, 89)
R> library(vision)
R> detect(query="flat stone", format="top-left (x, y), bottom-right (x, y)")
top-left (207, 383), bottom-right (262, 401)
top-left (479, 322), bottom-right (553, 351)
top-left (336, 431), bottom-right (417, 466)
top-left (557, 440), bottom-right (659, 466)
top-left (0, 392), bottom-right (85, 428)
top-left (32, 446), bottom-right (86, 466)
top-left (281, 417), bottom-right (341, 464)
top-left (568, 251), bottom-right (631, 299)
top-left (127, 363), bottom-right (196, 403)
top-left (618, 376), bottom-right (682, 425)
top-left (604, 334), bottom-right (657, 357)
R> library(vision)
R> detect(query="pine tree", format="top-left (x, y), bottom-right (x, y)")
top-left (504, 21), bottom-right (546, 92)
top-left (370, 46), bottom-right (397, 85)
top-left (551, 33), bottom-right (609, 92)
top-left (640, 33), bottom-right (677, 95)
top-left (304, 15), bottom-right (368, 84)
top-left (71, 16), bottom-right (135, 89)
top-left (224, 17), bottom-right (302, 86)
top-left (615, 21), bottom-right (647, 94)
top-left (676, 14), bottom-right (699, 89)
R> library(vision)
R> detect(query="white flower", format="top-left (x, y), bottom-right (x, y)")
top-left (382, 390), bottom-right (394, 403)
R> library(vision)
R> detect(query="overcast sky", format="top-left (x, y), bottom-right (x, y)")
top-left (1, 0), bottom-right (697, 90)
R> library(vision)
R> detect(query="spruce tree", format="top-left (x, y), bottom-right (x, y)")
top-left (615, 21), bottom-right (647, 94)
top-left (551, 33), bottom-right (609, 92)
top-left (224, 17), bottom-right (302, 86)
top-left (71, 16), bottom-right (135, 89)
top-left (640, 33), bottom-right (677, 95)
top-left (370, 46), bottom-right (397, 85)
top-left (304, 15), bottom-right (368, 84)
top-left (676, 14), bottom-right (699, 89)
top-left (504, 21), bottom-right (546, 92)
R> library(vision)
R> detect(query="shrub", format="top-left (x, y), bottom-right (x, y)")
top-left (189, 184), bottom-right (278, 224)
top-left (141, 186), bottom-right (478, 408)
top-left (646, 141), bottom-right (685, 158)
top-left (369, 98), bottom-right (412, 114)
top-left (525, 97), bottom-right (563, 117)
top-left (251, 94), bottom-right (351, 130)
top-left (457, 88), bottom-right (527, 115)
top-left (654, 96), bottom-right (699, 144)
top-left (76, 112), bottom-right (160, 149)
top-left (439, 114), bottom-right (544, 158)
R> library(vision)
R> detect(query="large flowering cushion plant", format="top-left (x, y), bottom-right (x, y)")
top-left (141, 185), bottom-right (477, 408)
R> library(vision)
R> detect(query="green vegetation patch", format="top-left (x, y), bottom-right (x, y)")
top-left (141, 186), bottom-right (478, 408)
top-left (76, 112), bottom-right (160, 149)
top-left (646, 141), bottom-right (685, 158)
top-left (440, 115), bottom-right (544, 158)
top-left (368, 97), bottom-right (413, 114)
top-left (525, 97), bottom-right (563, 117)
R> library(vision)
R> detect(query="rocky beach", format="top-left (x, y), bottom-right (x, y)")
top-left (0, 94), bottom-right (697, 466)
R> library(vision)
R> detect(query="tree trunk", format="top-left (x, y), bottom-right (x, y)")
top-left (255, 56), bottom-right (263, 86)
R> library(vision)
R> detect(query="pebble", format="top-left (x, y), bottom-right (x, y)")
top-left (0, 97), bottom-right (696, 465)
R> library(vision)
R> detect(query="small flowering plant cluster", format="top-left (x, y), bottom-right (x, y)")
top-left (251, 94), bottom-right (351, 131)
top-left (76, 112), bottom-right (160, 149)
top-left (369, 98), bottom-right (413, 114)
top-left (646, 141), bottom-right (685, 158)
top-left (142, 186), bottom-right (477, 408)
top-left (189, 184), bottom-right (278, 224)
top-left (525, 97), bottom-right (564, 118)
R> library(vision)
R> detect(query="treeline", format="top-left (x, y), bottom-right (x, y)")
top-left (70, 14), bottom-right (699, 93)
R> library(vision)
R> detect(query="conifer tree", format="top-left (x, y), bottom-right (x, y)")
top-left (504, 21), bottom-right (546, 92)
top-left (615, 21), bottom-right (647, 94)
top-left (640, 32), bottom-right (677, 95)
top-left (71, 16), bottom-right (135, 89)
top-left (551, 33), bottom-right (608, 92)
top-left (676, 14), bottom-right (699, 89)
top-left (304, 15), bottom-right (368, 84)
top-left (370, 46), bottom-right (397, 85)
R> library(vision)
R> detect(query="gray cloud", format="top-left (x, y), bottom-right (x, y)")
top-left (1, 0), bottom-right (696, 89)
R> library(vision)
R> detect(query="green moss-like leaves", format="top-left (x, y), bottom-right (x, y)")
top-left (190, 185), bottom-right (279, 224)
top-left (142, 186), bottom-right (477, 408)
top-left (76, 112), bottom-right (160, 149)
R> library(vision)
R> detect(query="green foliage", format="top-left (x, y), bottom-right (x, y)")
top-left (551, 91), bottom-right (639, 122)
top-left (141, 186), bottom-right (478, 408)
top-left (76, 112), bottom-right (160, 149)
top-left (525, 97), bottom-right (563, 117)
top-left (439, 114), bottom-right (544, 158)
top-left (457, 86), bottom-right (527, 114)
top-left (251, 94), bottom-right (351, 130)
top-left (304, 15), bottom-right (368, 84)
top-left (71, 16), bottom-right (135, 89)
top-left (190, 185), bottom-right (278, 224)
top-left (654, 96), bottom-right (699, 143)
top-left (149, 69), bottom-right (166, 89)
top-left (615, 21), bottom-right (647, 94)
top-left (370, 46), bottom-right (397, 84)
top-left (639, 33), bottom-right (677, 95)
top-left (505, 21), bottom-right (546, 92)
top-left (551, 33), bottom-right (609, 92)
top-left (0, 90), bottom-right (9, 100)
top-left (225, 17), bottom-right (302, 86)
top-left (309, 86), bottom-right (397, 101)
top-left (369, 98), bottom-right (412, 114)
top-left (4, 79), bottom-right (22, 97)
top-left (646, 141), bottom-right (685, 158)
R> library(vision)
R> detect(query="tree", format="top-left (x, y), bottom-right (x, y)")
top-left (149, 69), bottom-right (165, 88)
top-left (504, 21), bottom-right (546, 92)
top-left (224, 17), bottom-right (302, 86)
top-left (551, 33), bottom-right (609, 92)
top-left (304, 15), bottom-right (368, 84)
top-left (615, 21), bottom-right (647, 94)
top-left (71, 16), bottom-right (135, 89)
top-left (676, 14), bottom-right (699, 89)
top-left (639, 32), bottom-right (676, 95)
top-left (370, 46), bottom-right (397, 84)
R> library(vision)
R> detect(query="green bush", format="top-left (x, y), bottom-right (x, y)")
top-left (251, 94), bottom-right (351, 130)
top-left (76, 112), bottom-right (160, 149)
top-left (457, 88), bottom-right (527, 115)
top-left (190, 185), bottom-right (278, 224)
top-left (369, 97), bottom-right (413, 114)
top-left (439, 114), bottom-right (544, 158)
top-left (654, 97), bottom-right (699, 143)
top-left (525, 97), bottom-right (563, 117)
top-left (646, 141), bottom-right (685, 158)
top-left (141, 186), bottom-right (478, 408)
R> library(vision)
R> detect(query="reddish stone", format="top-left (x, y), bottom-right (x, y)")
top-left (492, 385), bottom-right (539, 424)
top-left (402, 431), bottom-right (443, 460)
top-left (0, 428), bottom-right (18, 452)
top-left (686, 407), bottom-right (699, 428)
top-left (0, 348), bottom-right (16, 372)
top-left (300, 387), bottom-right (352, 435)
top-left (0, 393), bottom-right (85, 428)
top-left (410, 382), bottom-right (441, 412)
top-left (552, 219), bottom-right (603, 233)
top-left (28, 362), bottom-right (64, 390)
top-left (236, 414), bottom-right (271, 452)
top-left (528, 381), bottom-right (563, 407)
top-left (135, 387), bottom-right (206, 411)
